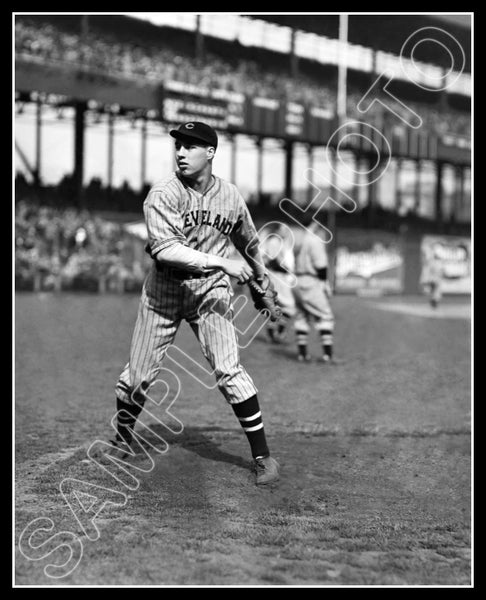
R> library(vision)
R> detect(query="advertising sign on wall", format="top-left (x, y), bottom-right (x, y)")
top-left (335, 232), bottom-right (405, 294)
top-left (420, 235), bottom-right (471, 294)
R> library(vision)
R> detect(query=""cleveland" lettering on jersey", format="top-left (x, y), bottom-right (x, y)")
top-left (183, 210), bottom-right (234, 235)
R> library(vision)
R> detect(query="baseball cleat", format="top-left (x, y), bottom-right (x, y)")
top-left (297, 353), bottom-right (312, 362)
top-left (92, 438), bottom-right (134, 462)
top-left (254, 455), bottom-right (280, 485)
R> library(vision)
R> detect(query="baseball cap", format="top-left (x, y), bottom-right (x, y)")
top-left (170, 121), bottom-right (218, 148)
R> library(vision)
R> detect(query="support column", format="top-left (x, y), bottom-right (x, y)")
top-left (414, 160), bottom-right (422, 216)
top-left (367, 154), bottom-right (377, 228)
top-left (455, 165), bottom-right (465, 223)
top-left (328, 145), bottom-right (337, 202)
top-left (284, 140), bottom-right (294, 199)
top-left (464, 168), bottom-right (471, 223)
top-left (327, 147), bottom-right (337, 288)
top-left (306, 144), bottom-right (314, 203)
top-left (395, 157), bottom-right (403, 214)
top-left (74, 101), bottom-right (86, 206)
top-left (353, 153), bottom-right (361, 209)
top-left (435, 161), bottom-right (444, 230)
top-left (256, 138), bottom-right (263, 201)
top-left (107, 111), bottom-right (115, 195)
top-left (195, 15), bottom-right (204, 63)
top-left (290, 29), bottom-right (299, 78)
top-left (34, 98), bottom-right (42, 187)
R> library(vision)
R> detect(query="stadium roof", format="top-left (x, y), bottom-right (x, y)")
top-left (252, 13), bottom-right (471, 71)
top-left (123, 13), bottom-right (471, 72)
top-left (19, 13), bottom-right (471, 75)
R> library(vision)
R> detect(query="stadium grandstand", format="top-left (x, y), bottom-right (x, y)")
top-left (15, 14), bottom-right (471, 134)
top-left (14, 13), bottom-right (472, 296)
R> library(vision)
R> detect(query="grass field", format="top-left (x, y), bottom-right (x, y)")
top-left (14, 291), bottom-right (471, 586)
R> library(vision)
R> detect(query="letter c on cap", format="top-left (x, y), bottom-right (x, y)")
top-left (185, 123), bottom-right (194, 129)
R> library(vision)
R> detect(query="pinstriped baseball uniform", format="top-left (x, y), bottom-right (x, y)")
top-left (116, 171), bottom-right (260, 406)
top-left (293, 230), bottom-right (334, 332)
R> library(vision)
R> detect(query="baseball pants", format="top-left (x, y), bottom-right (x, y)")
top-left (293, 274), bottom-right (335, 332)
top-left (116, 266), bottom-right (258, 407)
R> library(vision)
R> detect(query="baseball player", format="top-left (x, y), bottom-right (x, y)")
top-left (420, 242), bottom-right (444, 309)
top-left (104, 122), bottom-right (279, 485)
top-left (260, 222), bottom-right (297, 343)
top-left (292, 214), bottom-right (341, 364)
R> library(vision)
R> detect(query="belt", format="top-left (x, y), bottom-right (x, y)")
top-left (156, 264), bottom-right (211, 280)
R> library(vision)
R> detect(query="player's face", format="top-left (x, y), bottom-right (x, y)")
top-left (175, 140), bottom-right (215, 177)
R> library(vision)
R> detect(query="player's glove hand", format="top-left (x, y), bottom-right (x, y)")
top-left (247, 273), bottom-right (282, 322)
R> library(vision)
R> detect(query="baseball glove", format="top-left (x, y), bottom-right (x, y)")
top-left (248, 274), bottom-right (282, 322)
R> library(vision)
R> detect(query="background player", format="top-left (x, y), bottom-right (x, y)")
top-left (293, 214), bottom-right (340, 364)
top-left (260, 222), bottom-right (297, 343)
top-left (107, 121), bottom-right (280, 485)
top-left (420, 242), bottom-right (445, 309)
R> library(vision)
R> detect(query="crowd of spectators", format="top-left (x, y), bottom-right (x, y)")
top-left (15, 18), bottom-right (336, 108)
top-left (15, 198), bottom-right (148, 292)
top-left (15, 18), bottom-right (470, 137)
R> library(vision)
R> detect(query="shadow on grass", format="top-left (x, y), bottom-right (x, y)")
top-left (145, 424), bottom-right (250, 471)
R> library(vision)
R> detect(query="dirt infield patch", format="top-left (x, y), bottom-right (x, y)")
top-left (15, 429), bottom-right (470, 585)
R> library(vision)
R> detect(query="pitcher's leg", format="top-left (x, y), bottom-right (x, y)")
top-left (114, 296), bottom-right (180, 444)
top-left (189, 284), bottom-right (275, 476)
top-left (190, 308), bottom-right (257, 404)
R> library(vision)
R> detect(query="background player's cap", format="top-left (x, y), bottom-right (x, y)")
top-left (170, 122), bottom-right (218, 148)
